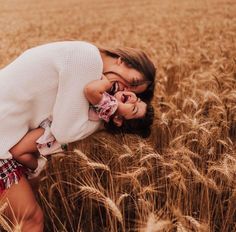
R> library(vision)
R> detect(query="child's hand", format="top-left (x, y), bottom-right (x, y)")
top-left (101, 74), bottom-right (112, 86)
top-left (84, 75), bottom-right (113, 105)
top-left (101, 74), bottom-right (113, 89)
top-left (101, 74), bottom-right (109, 81)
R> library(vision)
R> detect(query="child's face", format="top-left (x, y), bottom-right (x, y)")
top-left (114, 91), bottom-right (147, 120)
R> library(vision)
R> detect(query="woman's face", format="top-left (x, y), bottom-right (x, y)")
top-left (104, 60), bottom-right (149, 94)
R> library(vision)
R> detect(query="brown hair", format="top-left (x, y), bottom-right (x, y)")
top-left (99, 47), bottom-right (156, 102)
top-left (104, 103), bottom-right (154, 138)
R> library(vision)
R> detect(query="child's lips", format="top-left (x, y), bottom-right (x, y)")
top-left (122, 94), bottom-right (129, 103)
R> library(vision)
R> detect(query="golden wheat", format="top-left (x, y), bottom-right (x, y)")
top-left (1, 0), bottom-right (236, 231)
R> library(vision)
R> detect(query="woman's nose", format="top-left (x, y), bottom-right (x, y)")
top-left (123, 85), bottom-right (131, 91)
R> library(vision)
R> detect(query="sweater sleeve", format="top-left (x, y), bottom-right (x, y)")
top-left (50, 44), bottom-right (103, 143)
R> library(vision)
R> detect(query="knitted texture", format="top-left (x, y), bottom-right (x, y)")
top-left (0, 41), bottom-right (103, 159)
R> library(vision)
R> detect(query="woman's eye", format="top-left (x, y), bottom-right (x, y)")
top-left (130, 78), bottom-right (140, 87)
top-left (126, 62), bottom-right (133, 68)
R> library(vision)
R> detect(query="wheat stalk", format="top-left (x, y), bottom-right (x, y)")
top-left (79, 186), bottom-right (123, 224)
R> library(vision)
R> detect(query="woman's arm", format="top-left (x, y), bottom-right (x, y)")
top-left (10, 128), bottom-right (45, 157)
top-left (50, 44), bottom-right (103, 143)
top-left (84, 74), bottom-right (112, 105)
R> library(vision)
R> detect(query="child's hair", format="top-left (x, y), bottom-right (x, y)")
top-left (99, 46), bottom-right (156, 102)
top-left (104, 104), bottom-right (154, 138)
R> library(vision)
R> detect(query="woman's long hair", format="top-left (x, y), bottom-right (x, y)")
top-left (99, 46), bottom-right (157, 102)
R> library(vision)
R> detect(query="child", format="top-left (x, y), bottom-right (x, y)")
top-left (10, 75), bottom-right (152, 176)
top-left (85, 74), bottom-right (148, 125)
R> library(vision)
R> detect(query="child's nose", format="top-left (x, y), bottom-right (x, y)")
top-left (130, 95), bottom-right (138, 103)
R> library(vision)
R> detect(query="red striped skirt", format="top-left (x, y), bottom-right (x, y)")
top-left (0, 159), bottom-right (27, 193)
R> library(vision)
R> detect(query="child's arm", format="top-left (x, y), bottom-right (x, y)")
top-left (84, 74), bottom-right (112, 105)
top-left (10, 128), bottom-right (45, 157)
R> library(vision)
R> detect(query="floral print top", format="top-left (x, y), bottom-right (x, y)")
top-left (89, 92), bottom-right (118, 122)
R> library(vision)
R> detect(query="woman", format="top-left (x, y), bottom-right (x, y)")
top-left (0, 41), bottom-right (156, 231)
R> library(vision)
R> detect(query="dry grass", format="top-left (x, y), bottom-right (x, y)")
top-left (1, 0), bottom-right (236, 231)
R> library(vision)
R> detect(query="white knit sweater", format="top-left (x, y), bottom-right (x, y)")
top-left (0, 41), bottom-right (103, 159)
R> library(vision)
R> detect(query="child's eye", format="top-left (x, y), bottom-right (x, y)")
top-left (132, 106), bottom-right (138, 114)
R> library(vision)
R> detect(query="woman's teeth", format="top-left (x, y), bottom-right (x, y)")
top-left (115, 82), bottom-right (119, 92)
top-left (110, 82), bottom-right (119, 94)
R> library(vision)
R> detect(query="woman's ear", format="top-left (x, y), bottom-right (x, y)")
top-left (112, 115), bottom-right (123, 127)
top-left (117, 57), bottom-right (123, 65)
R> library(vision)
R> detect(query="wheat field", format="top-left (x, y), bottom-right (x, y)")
top-left (0, 0), bottom-right (236, 231)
